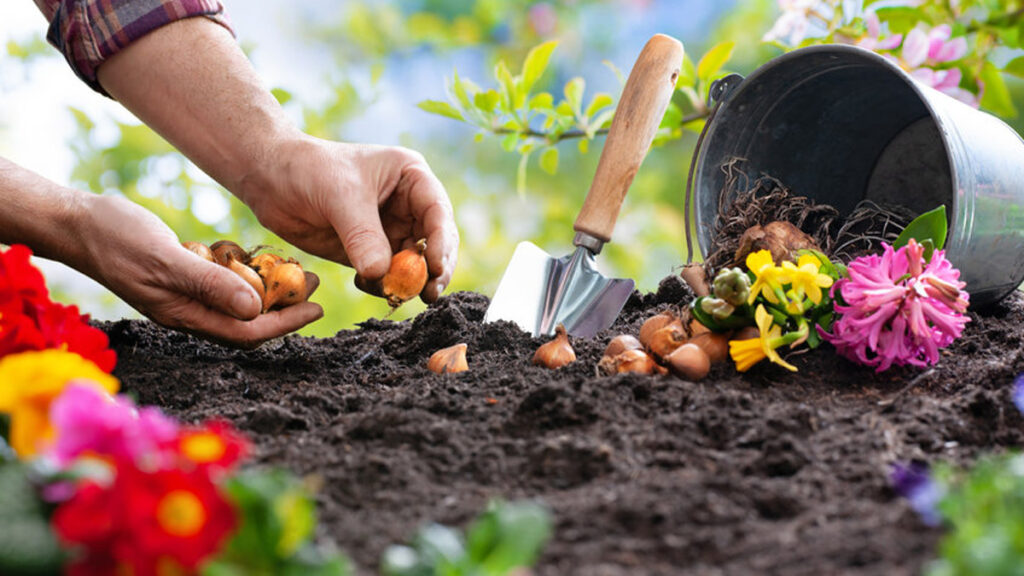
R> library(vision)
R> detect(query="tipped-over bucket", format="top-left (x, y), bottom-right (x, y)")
top-left (693, 45), bottom-right (1024, 306)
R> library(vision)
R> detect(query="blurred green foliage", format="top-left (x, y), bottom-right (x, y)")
top-left (6, 0), bottom-right (1024, 336)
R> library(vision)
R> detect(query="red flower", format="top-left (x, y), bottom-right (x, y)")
top-left (34, 301), bottom-right (116, 372)
top-left (51, 464), bottom-right (237, 576)
top-left (0, 245), bottom-right (116, 371)
top-left (0, 245), bottom-right (49, 305)
top-left (178, 420), bottom-right (249, 474)
top-left (115, 465), bottom-right (236, 573)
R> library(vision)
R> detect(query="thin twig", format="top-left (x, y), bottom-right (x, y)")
top-left (492, 110), bottom-right (710, 142)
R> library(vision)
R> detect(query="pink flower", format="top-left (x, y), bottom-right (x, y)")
top-left (820, 240), bottom-right (969, 372)
top-left (763, 0), bottom-right (820, 45)
top-left (891, 25), bottom-right (978, 106)
top-left (48, 383), bottom-right (179, 468)
top-left (857, 13), bottom-right (903, 51)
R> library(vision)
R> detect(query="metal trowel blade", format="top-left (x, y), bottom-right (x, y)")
top-left (484, 242), bottom-right (634, 338)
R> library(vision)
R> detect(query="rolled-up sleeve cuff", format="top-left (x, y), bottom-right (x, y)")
top-left (45, 0), bottom-right (234, 95)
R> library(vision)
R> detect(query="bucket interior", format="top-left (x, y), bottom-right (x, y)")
top-left (695, 49), bottom-right (953, 253)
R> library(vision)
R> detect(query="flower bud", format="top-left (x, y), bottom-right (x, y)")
top-left (700, 297), bottom-right (736, 322)
top-left (713, 267), bottom-right (751, 307)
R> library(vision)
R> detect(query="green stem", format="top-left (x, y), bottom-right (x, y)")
top-left (492, 109), bottom-right (710, 142)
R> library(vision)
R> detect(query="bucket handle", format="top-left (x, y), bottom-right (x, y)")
top-left (684, 73), bottom-right (745, 264)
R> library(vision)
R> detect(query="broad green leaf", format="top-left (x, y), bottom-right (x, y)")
top-left (539, 147), bottom-right (559, 175)
top-left (501, 132), bottom-right (519, 152)
top-left (677, 52), bottom-right (697, 88)
top-left (495, 60), bottom-right (517, 111)
top-left (466, 501), bottom-right (552, 574)
top-left (271, 88), bottom-right (293, 105)
top-left (894, 205), bottom-right (948, 256)
top-left (521, 40), bottom-right (559, 95)
top-left (564, 77), bottom-right (586, 116)
top-left (980, 61), bottom-right (1017, 118)
top-left (529, 93), bottom-right (554, 111)
top-left (584, 93), bottom-right (614, 118)
top-left (1003, 56), bottom-right (1024, 79)
top-left (417, 100), bottom-right (464, 121)
top-left (578, 139), bottom-right (590, 154)
top-left (697, 42), bottom-right (735, 83)
top-left (474, 90), bottom-right (501, 113)
top-left (874, 6), bottom-right (929, 34)
top-left (450, 70), bottom-right (473, 110)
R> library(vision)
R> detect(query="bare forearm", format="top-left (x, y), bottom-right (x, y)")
top-left (0, 157), bottom-right (85, 263)
top-left (95, 17), bottom-right (301, 198)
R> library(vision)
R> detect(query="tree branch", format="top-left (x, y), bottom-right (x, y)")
top-left (491, 109), bottom-right (710, 143)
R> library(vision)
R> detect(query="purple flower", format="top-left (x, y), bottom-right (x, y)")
top-left (47, 382), bottom-right (179, 468)
top-left (891, 461), bottom-right (943, 526)
top-left (820, 240), bottom-right (969, 372)
top-left (1013, 374), bottom-right (1024, 415)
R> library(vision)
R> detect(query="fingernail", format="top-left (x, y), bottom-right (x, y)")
top-left (231, 290), bottom-right (258, 318)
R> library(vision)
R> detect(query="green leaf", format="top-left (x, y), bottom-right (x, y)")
top-left (584, 93), bottom-right (614, 118)
top-left (417, 100), bottom-right (465, 121)
top-left (874, 6), bottom-right (929, 34)
top-left (495, 60), bottom-right (517, 111)
top-left (450, 70), bottom-right (474, 110)
top-left (466, 501), bottom-right (552, 574)
top-left (980, 61), bottom-right (1017, 118)
top-left (539, 147), bottom-right (559, 175)
top-left (521, 40), bottom-right (559, 95)
top-left (677, 52), bottom-right (697, 88)
top-left (474, 90), bottom-right (501, 113)
top-left (578, 139), bottom-right (590, 154)
top-left (563, 77), bottom-right (586, 116)
top-left (271, 88), bottom-right (293, 105)
top-left (697, 42), bottom-right (735, 83)
top-left (1004, 56), bottom-right (1024, 79)
top-left (501, 133), bottom-right (519, 152)
top-left (529, 93), bottom-right (554, 111)
top-left (894, 205), bottom-right (948, 256)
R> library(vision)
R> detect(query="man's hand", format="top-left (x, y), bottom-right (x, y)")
top-left (71, 193), bottom-right (323, 348)
top-left (239, 137), bottom-right (459, 303)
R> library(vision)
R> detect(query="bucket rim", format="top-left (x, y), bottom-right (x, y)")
top-left (693, 43), bottom-right (959, 258)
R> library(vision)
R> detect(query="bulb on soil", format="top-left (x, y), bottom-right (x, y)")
top-left (690, 332), bottom-right (730, 364)
top-left (225, 256), bottom-right (265, 302)
top-left (639, 310), bottom-right (680, 348)
top-left (182, 241), bottom-right (215, 262)
top-left (647, 324), bottom-right (687, 362)
top-left (533, 324), bottom-right (576, 369)
top-left (600, 349), bottom-right (660, 376)
top-left (211, 240), bottom-right (248, 266)
top-left (604, 335), bottom-right (643, 359)
top-left (680, 263), bottom-right (711, 297)
top-left (428, 343), bottom-right (468, 374)
top-left (262, 262), bottom-right (307, 312)
top-left (666, 343), bottom-right (711, 381)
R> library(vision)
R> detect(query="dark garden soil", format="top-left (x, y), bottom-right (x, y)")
top-left (103, 278), bottom-right (1024, 576)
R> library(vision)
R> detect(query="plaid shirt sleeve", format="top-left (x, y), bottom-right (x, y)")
top-left (33, 0), bottom-right (234, 95)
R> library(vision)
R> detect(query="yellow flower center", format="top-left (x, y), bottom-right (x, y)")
top-left (181, 431), bottom-right (227, 464)
top-left (156, 490), bottom-right (207, 538)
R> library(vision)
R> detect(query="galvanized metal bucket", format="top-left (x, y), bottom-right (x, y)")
top-left (691, 44), bottom-right (1024, 306)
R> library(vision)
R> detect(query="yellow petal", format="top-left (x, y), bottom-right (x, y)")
top-left (797, 253), bottom-right (822, 269)
top-left (9, 404), bottom-right (51, 457)
top-left (746, 250), bottom-right (775, 274)
top-left (729, 338), bottom-right (766, 372)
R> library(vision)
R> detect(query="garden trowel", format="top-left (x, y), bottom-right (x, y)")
top-left (484, 34), bottom-right (684, 338)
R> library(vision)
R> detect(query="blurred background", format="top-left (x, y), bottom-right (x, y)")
top-left (3, 0), bottom-right (1005, 336)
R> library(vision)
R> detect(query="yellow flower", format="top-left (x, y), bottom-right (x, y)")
top-left (728, 305), bottom-right (798, 373)
top-left (746, 250), bottom-right (789, 305)
top-left (782, 253), bottom-right (834, 306)
top-left (0, 350), bottom-right (119, 457)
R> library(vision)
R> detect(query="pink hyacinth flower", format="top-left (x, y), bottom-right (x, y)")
top-left (48, 382), bottom-right (179, 467)
top-left (820, 240), bottom-right (969, 372)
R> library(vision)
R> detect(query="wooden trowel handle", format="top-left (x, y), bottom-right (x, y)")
top-left (574, 34), bottom-right (684, 245)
